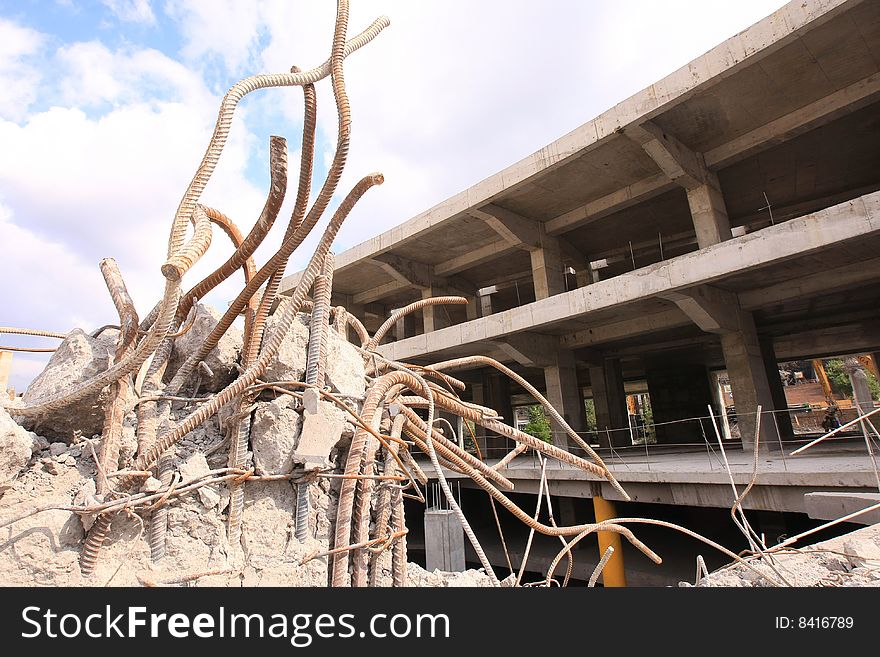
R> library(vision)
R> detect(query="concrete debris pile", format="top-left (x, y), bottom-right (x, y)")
top-left (692, 522), bottom-right (880, 587)
top-left (0, 1), bottom-right (633, 588)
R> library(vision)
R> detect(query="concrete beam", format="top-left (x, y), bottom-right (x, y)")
top-left (706, 71), bottom-right (880, 169)
top-left (369, 253), bottom-right (434, 288)
top-left (471, 204), bottom-right (541, 251)
top-left (492, 333), bottom-right (559, 367)
top-left (561, 308), bottom-right (692, 349)
top-left (434, 240), bottom-right (515, 277)
top-left (545, 173), bottom-right (674, 236)
top-left (356, 254), bottom-right (476, 306)
top-left (353, 280), bottom-right (411, 306)
top-left (628, 121), bottom-right (731, 247)
top-left (627, 121), bottom-right (709, 190)
top-left (660, 285), bottom-right (740, 334)
top-left (804, 492), bottom-right (880, 526)
top-left (772, 321), bottom-right (880, 361)
top-left (378, 191), bottom-right (880, 363)
top-left (739, 256), bottom-right (880, 310)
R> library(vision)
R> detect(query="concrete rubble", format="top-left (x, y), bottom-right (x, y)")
top-left (19, 329), bottom-right (117, 441)
top-left (691, 523), bottom-right (880, 587)
top-left (0, 320), bottom-right (472, 587)
top-left (167, 304), bottom-right (243, 393)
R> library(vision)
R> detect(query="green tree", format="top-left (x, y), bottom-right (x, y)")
top-left (824, 359), bottom-right (880, 401)
top-left (523, 405), bottom-right (552, 443)
top-left (584, 399), bottom-right (597, 432)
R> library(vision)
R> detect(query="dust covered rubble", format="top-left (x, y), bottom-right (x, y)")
top-left (0, 311), bottom-right (486, 587)
top-left (166, 304), bottom-right (243, 393)
top-left (690, 523), bottom-right (880, 587)
top-left (18, 328), bottom-right (118, 442)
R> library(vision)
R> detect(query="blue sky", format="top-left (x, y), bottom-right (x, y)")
top-left (0, 0), bottom-right (789, 390)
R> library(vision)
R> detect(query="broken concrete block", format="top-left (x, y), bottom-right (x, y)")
top-left (250, 396), bottom-right (303, 475)
top-left (297, 400), bottom-right (346, 470)
top-left (167, 304), bottom-right (243, 393)
top-left (73, 478), bottom-right (99, 531)
top-left (20, 328), bottom-right (117, 441)
top-left (842, 536), bottom-right (880, 570)
top-left (178, 453), bottom-right (221, 509)
top-left (48, 442), bottom-right (68, 457)
top-left (0, 406), bottom-right (37, 485)
top-left (325, 326), bottom-right (365, 399)
top-left (261, 314), bottom-right (365, 400)
top-left (141, 476), bottom-right (162, 493)
top-left (262, 312), bottom-right (309, 385)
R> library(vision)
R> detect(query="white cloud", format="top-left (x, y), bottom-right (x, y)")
top-left (102, 0), bottom-right (156, 25)
top-left (163, 0), bottom-right (264, 74)
top-left (0, 0), bottom-right (791, 392)
top-left (0, 36), bottom-right (269, 392)
top-left (0, 18), bottom-right (46, 121)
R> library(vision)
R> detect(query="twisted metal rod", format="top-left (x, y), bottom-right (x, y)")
top-left (3, 15), bottom-right (389, 422)
top-left (370, 414), bottom-right (406, 586)
top-left (131, 174), bottom-right (384, 481)
top-left (365, 296), bottom-right (467, 350)
top-left (350, 406), bottom-right (385, 586)
top-left (0, 327), bottom-right (67, 339)
top-left (81, 258), bottom-right (139, 576)
top-left (178, 137), bottom-right (288, 329)
top-left (427, 355), bottom-right (628, 500)
top-left (249, 64), bottom-right (318, 363)
top-left (225, 139), bottom-right (291, 548)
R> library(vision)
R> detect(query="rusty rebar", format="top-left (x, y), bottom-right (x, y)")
top-left (81, 258), bottom-right (138, 576)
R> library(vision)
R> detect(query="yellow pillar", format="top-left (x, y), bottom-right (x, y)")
top-left (813, 359), bottom-right (833, 402)
top-left (592, 495), bottom-right (626, 587)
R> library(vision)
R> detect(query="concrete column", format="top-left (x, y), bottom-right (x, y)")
top-left (847, 357), bottom-right (874, 418)
top-left (759, 337), bottom-right (795, 443)
top-left (687, 173), bottom-right (732, 248)
top-left (394, 313), bottom-right (416, 341)
top-left (589, 358), bottom-right (630, 448)
top-left (543, 348), bottom-right (587, 449)
top-left (485, 373), bottom-right (513, 457)
top-left (575, 268), bottom-right (594, 288)
top-left (479, 293), bottom-right (494, 317)
top-left (720, 310), bottom-right (776, 450)
top-left (424, 509), bottom-right (465, 572)
top-left (530, 236), bottom-right (565, 300)
top-left (465, 295), bottom-right (479, 321)
top-left (422, 285), bottom-right (452, 332)
top-left (469, 381), bottom-right (489, 456)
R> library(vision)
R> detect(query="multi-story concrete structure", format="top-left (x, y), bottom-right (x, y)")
top-left (283, 0), bottom-right (880, 582)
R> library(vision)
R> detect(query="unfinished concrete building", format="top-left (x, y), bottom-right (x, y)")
top-left (281, 0), bottom-right (880, 584)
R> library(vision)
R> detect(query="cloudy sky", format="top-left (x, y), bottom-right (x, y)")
top-left (0, 0), bottom-right (788, 390)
